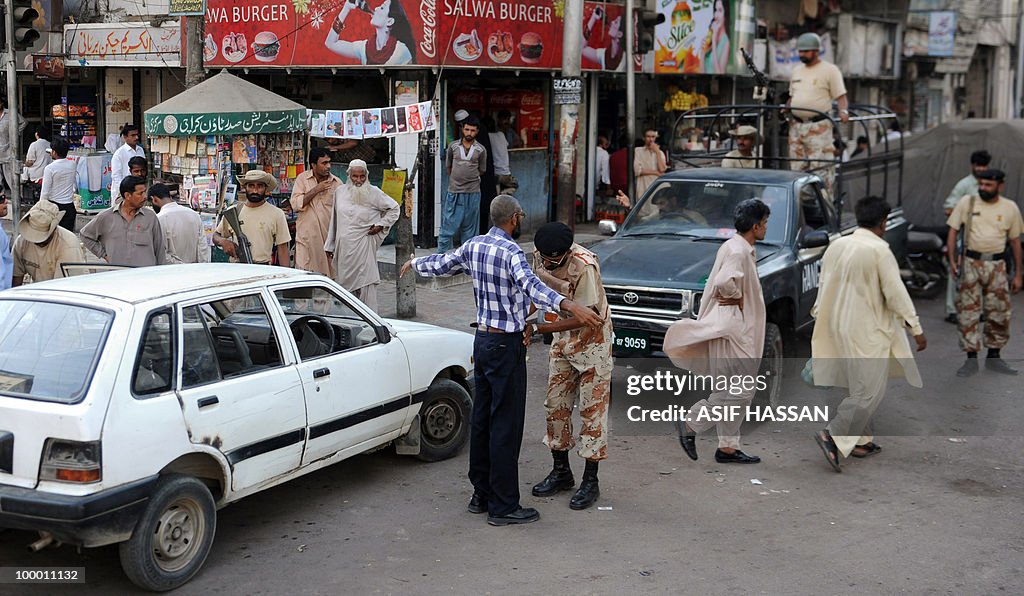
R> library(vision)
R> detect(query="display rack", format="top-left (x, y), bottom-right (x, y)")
top-left (51, 99), bottom-right (97, 149)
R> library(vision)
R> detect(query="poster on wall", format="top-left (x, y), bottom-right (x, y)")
top-left (927, 11), bottom-right (956, 57)
top-left (652, 0), bottom-right (755, 75)
top-left (204, 0), bottom-right (631, 70)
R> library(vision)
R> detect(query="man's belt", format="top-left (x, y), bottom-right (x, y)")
top-left (473, 324), bottom-right (518, 334)
top-left (792, 114), bottom-right (829, 124)
top-left (965, 249), bottom-right (1007, 261)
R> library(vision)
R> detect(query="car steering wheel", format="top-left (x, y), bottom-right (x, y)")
top-left (290, 315), bottom-right (336, 358)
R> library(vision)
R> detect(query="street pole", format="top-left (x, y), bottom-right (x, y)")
top-left (556, 0), bottom-right (583, 228)
top-left (396, 134), bottom-right (426, 319)
top-left (185, 15), bottom-right (205, 88)
top-left (4, 3), bottom-right (23, 224)
top-left (1015, 0), bottom-right (1024, 117)
top-left (625, 0), bottom-right (636, 201)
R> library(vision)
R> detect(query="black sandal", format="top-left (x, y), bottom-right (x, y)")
top-left (815, 430), bottom-right (842, 473)
top-left (850, 442), bottom-right (882, 458)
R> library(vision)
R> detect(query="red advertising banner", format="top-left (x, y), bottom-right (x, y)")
top-left (203, 0), bottom-right (632, 70)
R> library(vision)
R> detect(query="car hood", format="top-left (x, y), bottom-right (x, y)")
top-left (591, 236), bottom-right (781, 288)
top-left (385, 319), bottom-right (449, 334)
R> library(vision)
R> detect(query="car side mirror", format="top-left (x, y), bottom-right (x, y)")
top-left (598, 220), bottom-right (618, 236)
top-left (375, 324), bottom-right (391, 344)
top-left (801, 230), bottom-right (830, 249)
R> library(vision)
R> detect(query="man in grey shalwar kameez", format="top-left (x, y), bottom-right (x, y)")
top-left (324, 159), bottom-right (400, 311)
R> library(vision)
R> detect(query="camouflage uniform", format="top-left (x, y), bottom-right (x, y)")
top-left (788, 120), bottom-right (837, 192)
top-left (535, 244), bottom-right (613, 461)
top-left (957, 258), bottom-right (1011, 352)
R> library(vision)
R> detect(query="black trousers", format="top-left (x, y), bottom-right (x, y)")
top-left (469, 330), bottom-right (528, 516)
top-left (54, 201), bottom-right (76, 232)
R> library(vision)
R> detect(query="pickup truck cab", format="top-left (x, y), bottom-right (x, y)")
top-left (591, 167), bottom-right (908, 404)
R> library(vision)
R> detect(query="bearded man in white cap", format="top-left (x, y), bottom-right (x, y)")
top-left (12, 199), bottom-right (86, 285)
top-left (324, 159), bottom-right (399, 311)
top-left (214, 170), bottom-right (292, 266)
top-left (722, 125), bottom-right (759, 169)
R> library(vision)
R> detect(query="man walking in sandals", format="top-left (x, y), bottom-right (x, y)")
top-left (810, 196), bottom-right (927, 472)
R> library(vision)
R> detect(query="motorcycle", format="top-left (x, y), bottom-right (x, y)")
top-left (900, 225), bottom-right (948, 299)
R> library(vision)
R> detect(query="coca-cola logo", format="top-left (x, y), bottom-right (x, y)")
top-left (420, 0), bottom-right (436, 59)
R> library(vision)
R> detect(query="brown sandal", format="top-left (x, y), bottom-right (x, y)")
top-left (850, 442), bottom-right (882, 458)
top-left (815, 430), bottom-right (842, 473)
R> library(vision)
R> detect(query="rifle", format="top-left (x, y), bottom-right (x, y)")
top-left (957, 196), bottom-right (975, 291)
top-left (741, 48), bottom-right (775, 104)
top-left (221, 205), bottom-right (254, 264)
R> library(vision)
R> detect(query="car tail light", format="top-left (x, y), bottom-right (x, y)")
top-left (40, 439), bottom-right (101, 483)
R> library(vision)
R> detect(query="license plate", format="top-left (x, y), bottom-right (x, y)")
top-left (613, 328), bottom-right (651, 355)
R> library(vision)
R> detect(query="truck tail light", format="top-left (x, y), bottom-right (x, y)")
top-left (40, 439), bottom-right (101, 483)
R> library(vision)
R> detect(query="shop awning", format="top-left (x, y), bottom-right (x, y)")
top-left (144, 71), bottom-right (306, 137)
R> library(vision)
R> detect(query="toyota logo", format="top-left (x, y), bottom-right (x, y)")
top-left (623, 291), bottom-right (640, 305)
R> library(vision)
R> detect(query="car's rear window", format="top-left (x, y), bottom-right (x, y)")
top-left (0, 300), bottom-right (112, 404)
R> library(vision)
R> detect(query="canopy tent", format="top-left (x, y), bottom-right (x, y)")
top-left (901, 120), bottom-right (1024, 227)
top-left (144, 71), bottom-right (306, 137)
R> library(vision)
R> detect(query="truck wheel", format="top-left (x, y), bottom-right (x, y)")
top-left (119, 475), bottom-right (216, 592)
top-left (416, 379), bottom-right (472, 462)
top-left (755, 323), bottom-right (784, 408)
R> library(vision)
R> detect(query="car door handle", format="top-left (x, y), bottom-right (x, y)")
top-left (197, 396), bottom-right (219, 409)
top-left (313, 367), bottom-right (331, 379)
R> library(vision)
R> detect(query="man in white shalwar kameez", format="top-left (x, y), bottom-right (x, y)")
top-left (664, 199), bottom-right (771, 464)
top-left (811, 196), bottom-right (927, 472)
top-left (324, 160), bottom-right (399, 312)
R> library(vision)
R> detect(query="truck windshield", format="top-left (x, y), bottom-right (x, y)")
top-left (0, 300), bottom-right (112, 404)
top-left (621, 180), bottom-right (788, 244)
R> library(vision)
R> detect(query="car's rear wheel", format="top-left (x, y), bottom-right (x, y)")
top-left (119, 474), bottom-right (216, 592)
top-left (754, 323), bottom-right (783, 408)
top-left (416, 378), bottom-right (471, 462)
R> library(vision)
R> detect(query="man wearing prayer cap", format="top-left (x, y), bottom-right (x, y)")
top-left (12, 199), bottom-right (86, 285)
top-left (722, 125), bottom-right (759, 169)
top-left (324, 159), bottom-right (399, 311)
top-left (528, 221), bottom-right (613, 511)
top-left (946, 167), bottom-right (1024, 377)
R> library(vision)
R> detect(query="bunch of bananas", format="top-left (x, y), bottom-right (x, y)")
top-left (663, 89), bottom-right (709, 112)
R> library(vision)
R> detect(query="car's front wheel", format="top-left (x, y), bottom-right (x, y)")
top-left (119, 474), bottom-right (217, 592)
top-left (754, 323), bottom-right (784, 408)
top-left (416, 378), bottom-right (472, 462)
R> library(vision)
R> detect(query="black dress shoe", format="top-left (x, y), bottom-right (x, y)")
top-left (956, 359), bottom-right (979, 377)
top-left (679, 434), bottom-right (698, 461)
top-left (487, 507), bottom-right (540, 526)
top-left (714, 449), bottom-right (761, 464)
top-left (531, 469), bottom-right (575, 497)
top-left (569, 478), bottom-right (600, 510)
top-left (945, 313), bottom-right (958, 324)
top-left (467, 493), bottom-right (487, 514)
top-left (986, 358), bottom-right (1018, 375)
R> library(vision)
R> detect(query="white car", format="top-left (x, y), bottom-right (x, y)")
top-left (0, 265), bottom-right (474, 591)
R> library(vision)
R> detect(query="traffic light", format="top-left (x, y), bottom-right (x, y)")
top-left (11, 1), bottom-right (41, 51)
top-left (636, 9), bottom-right (665, 54)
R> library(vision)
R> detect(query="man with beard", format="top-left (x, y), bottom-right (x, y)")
top-left (722, 125), bottom-right (759, 169)
top-left (213, 170), bottom-right (291, 266)
top-left (292, 147), bottom-right (341, 276)
top-left (664, 199), bottom-right (771, 464)
top-left (947, 169), bottom-right (1024, 377)
top-left (324, 159), bottom-right (399, 312)
top-left (400, 195), bottom-right (603, 526)
top-left (942, 150), bottom-right (991, 324)
top-left (439, 116), bottom-right (487, 252)
top-left (786, 33), bottom-right (848, 193)
top-left (528, 222), bottom-right (613, 511)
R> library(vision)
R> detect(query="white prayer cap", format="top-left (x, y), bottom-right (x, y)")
top-left (347, 159), bottom-right (368, 172)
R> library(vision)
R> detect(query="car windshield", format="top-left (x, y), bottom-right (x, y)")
top-left (620, 180), bottom-right (788, 244)
top-left (0, 300), bottom-right (112, 403)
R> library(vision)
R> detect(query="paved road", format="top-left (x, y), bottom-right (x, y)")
top-left (2, 280), bottom-right (1022, 594)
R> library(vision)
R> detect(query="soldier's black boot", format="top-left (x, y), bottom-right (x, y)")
top-left (532, 450), bottom-right (574, 497)
top-left (570, 460), bottom-right (600, 510)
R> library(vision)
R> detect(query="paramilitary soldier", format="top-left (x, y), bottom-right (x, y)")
top-left (527, 222), bottom-right (613, 510)
top-left (946, 168), bottom-right (1024, 377)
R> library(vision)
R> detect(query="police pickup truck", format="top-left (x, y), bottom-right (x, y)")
top-left (591, 166), bottom-right (908, 405)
